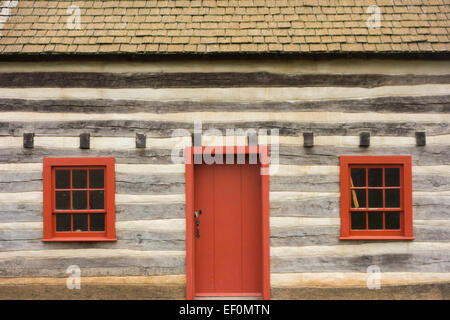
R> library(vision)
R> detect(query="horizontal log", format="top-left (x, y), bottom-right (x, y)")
top-left (270, 225), bottom-right (450, 246)
top-left (0, 203), bottom-right (186, 223)
top-left (0, 275), bottom-right (186, 285)
top-left (271, 272), bottom-right (450, 287)
top-left (1, 85), bottom-right (449, 102)
top-left (271, 242), bottom-right (450, 258)
top-left (278, 145), bottom-right (450, 166)
top-left (1, 72), bottom-right (449, 88)
top-left (0, 136), bottom-right (192, 150)
top-left (116, 173), bottom-right (185, 194)
top-left (0, 282), bottom-right (186, 300)
top-left (271, 283), bottom-right (450, 300)
top-left (0, 256), bottom-right (186, 277)
top-left (2, 110), bottom-right (449, 124)
top-left (0, 148), bottom-right (175, 164)
top-left (0, 229), bottom-right (185, 252)
top-left (2, 120), bottom-right (449, 138)
top-left (116, 203), bottom-right (185, 220)
top-left (271, 252), bottom-right (450, 273)
top-left (270, 174), bottom-right (450, 192)
top-left (1, 95), bottom-right (448, 115)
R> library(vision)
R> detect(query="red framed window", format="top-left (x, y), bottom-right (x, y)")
top-left (340, 155), bottom-right (414, 240)
top-left (43, 158), bottom-right (116, 241)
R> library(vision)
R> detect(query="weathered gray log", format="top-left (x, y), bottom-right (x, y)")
top-left (0, 95), bottom-right (448, 114)
top-left (116, 203), bottom-right (185, 220)
top-left (278, 146), bottom-right (450, 166)
top-left (0, 283), bottom-right (186, 300)
top-left (1, 120), bottom-right (448, 137)
top-left (0, 203), bottom-right (186, 222)
top-left (270, 174), bottom-right (450, 192)
top-left (0, 148), bottom-right (174, 164)
top-left (269, 198), bottom-right (450, 219)
top-left (0, 229), bottom-right (185, 251)
top-left (270, 198), bottom-right (340, 217)
top-left (115, 173), bottom-right (185, 194)
top-left (1, 72), bottom-right (449, 88)
top-left (0, 256), bottom-right (185, 277)
top-left (270, 225), bottom-right (450, 246)
top-left (0, 146), bottom-right (448, 165)
top-left (271, 252), bottom-right (450, 273)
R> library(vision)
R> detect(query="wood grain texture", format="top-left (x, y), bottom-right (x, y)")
top-left (271, 283), bottom-right (450, 300)
top-left (270, 174), bottom-right (450, 192)
top-left (270, 225), bottom-right (450, 246)
top-left (0, 203), bottom-right (186, 222)
top-left (0, 256), bottom-right (185, 277)
top-left (0, 283), bottom-right (186, 299)
top-left (0, 229), bottom-right (185, 252)
top-left (2, 120), bottom-right (448, 138)
top-left (271, 272), bottom-right (450, 287)
top-left (1, 85), bottom-right (449, 103)
top-left (1, 72), bottom-right (449, 88)
top-left (1, 95), bottom-right (448, 114)
top-left (271, 252), bottom-right (450, 273)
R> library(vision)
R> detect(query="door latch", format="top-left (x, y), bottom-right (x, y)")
top-left (194, 210), bottom-right (202, 238)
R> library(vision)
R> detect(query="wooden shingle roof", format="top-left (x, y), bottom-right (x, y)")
top-left (0, 0), bottom-right (449, 55)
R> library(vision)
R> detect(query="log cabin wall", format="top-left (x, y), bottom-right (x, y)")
top-left (0, 57), bottom-right (449, 299)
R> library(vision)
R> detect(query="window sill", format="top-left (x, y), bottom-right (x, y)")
top-left (340, 236), bottom-right (415, 240)
top-left (42, 237), bottom-right (117, 242)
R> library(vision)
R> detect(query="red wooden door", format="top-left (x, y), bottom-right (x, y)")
top-left (194, 160), bottom-right (262, 296)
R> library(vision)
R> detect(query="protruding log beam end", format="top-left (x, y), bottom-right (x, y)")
top-left (303, 132), bottom-right (314, 148)
top-left (359, 132), bottom-right (370, 147)
top-left (415, 131), bottom-right (426, 146)
top-left (23, 133), bottom-right (34, 149)
top-left (247, 132), bottom-right (258, 146)
top-left (136, 133), bottom-right (146, 148)
top-left (79, 133), bottom-right (90, 149)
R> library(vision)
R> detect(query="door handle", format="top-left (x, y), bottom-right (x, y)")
top-left (194, 210), bottom-right (202, 219)
top-left (194, 210), bottom-right (202, 238)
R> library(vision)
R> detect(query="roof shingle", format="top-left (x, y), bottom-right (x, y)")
top-left (0, 0), bottom-right (448, 54)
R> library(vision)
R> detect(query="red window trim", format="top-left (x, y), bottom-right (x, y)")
top-left (339, 155), bottom-right (414, 240)
top-left (184, 146), bottom-right (271, 300)
top-left (42, 157), bottom-right (116, 242)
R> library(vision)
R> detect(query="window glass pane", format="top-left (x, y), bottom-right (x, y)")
top-left (351, 212), bottom-right (366, 230)
top-left (368, 189), bottom-right (383, 208)
top-left (89, 191), bottom-right (104, 209)
top-left (385, 168), bottom-right (400, 187)
top-left (351, 189), bottom-right (366, 208)
top-left (90, 213), bottom-right (105, 231)
top-left (55, 170), bottom-right (70, 189)
top-left (350, 168), bottom-right (365, 187)
top-left (55, 191), bottom-right (71, 209)
top-left (55, 213), bottom-right (71, 231)
top-left (368, 212), bottom-right (383, 229)
top-left (385, 212), bottom-right (401, 229)
top-left (385, 189), bottom-right (400, 208)
top-left (73, 191), bottom-right (87, 210)
top-left (89, 170), bottom-right (104, 189)
top-left (368, 168), bottom-right (383, 187)
top-left (73, 213), bottom-right (88, 231)
top-left (72, 170), bottom-right (87, 188)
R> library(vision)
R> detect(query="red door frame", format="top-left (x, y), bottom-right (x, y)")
top-left (185, 146), bottom-right (271, 300)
